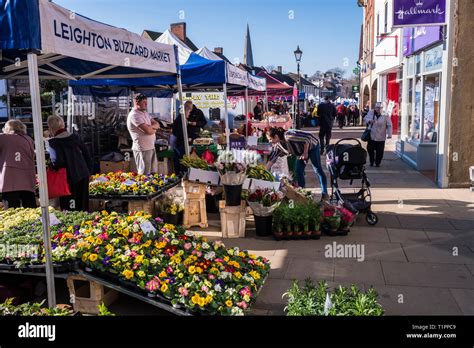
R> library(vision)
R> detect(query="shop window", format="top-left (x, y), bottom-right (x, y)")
top-left (409, 77), bottom-right (422, 142)
top-left (423, 74), bottom-right (440, 143)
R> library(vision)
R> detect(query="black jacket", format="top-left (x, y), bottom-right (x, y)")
top-left (187, 106), bottom-right (207, 140)
top-left (172, 114), bottom-right (185, 149)
top-left (317, 101), bottom-right (337, 129)
top-left (49, 133), bottom-right (92, 185)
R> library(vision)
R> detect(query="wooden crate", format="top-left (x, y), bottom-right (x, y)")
top-left (219, 200), bottom-right (246, 238)
top-left (89, 198), bottom-right (106, 213)
top-left (67, 275), bottom-right (118, 315)
top-left (182, 180), bottom-right (207, 200)
top-left (183, 198), bottom-right (208, 228)
top-left (128, 199), bottom-right (156, 216)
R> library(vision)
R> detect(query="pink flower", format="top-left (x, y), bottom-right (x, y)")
top-left (166, 266), bottom-right (173, 274)
top-left (215, 258), bottom-right (223, 263)
top-left (196, 251), bottom-right (202, 258)
top-left (178, 287), bottom-right (189, 297)
top-left (208, 274), bottom-right (215, 280)
top-left (237, 301), bottom-right (248, 309)
top-left (201, 285), bottom-right (209, 293)
top-left (184, 243), bottom-right (192, 250)
top-left (146, 279), bottom-right (160, 292)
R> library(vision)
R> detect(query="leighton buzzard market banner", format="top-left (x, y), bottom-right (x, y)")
top-left (393, 0), bottom-right (446, 28)
top-left (39, 0), bottom-right (177, 73)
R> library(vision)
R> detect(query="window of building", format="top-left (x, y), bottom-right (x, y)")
top-left (410, 77), bottom-right (422, 142)
top-left (384, 2), bottom-right (388, 33)
top-left (423, 74), bottom-right (440, 143)
top-left (376, 13), bottom-right (380, 43)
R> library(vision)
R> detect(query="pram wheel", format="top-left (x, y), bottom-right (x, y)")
top-left (365, 211), bottom-right (378, 226)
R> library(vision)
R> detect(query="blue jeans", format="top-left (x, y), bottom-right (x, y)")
top-left (295, 144), bottom-right (328, 194)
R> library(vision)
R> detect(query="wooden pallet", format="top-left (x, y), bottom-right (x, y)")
top-left (219, 200), bottom-right (247, 238)
top-left (67, 274), bottom-right (118, 315)
top-left (183, 198), bottom-right (208, 228)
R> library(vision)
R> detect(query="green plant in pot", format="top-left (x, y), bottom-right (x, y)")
top-left (272, 209), bottom-right (284, 241)
top-left (293, 204), bottom-right (306, 239)
top-left (308, 202), bottom-right (322, 239)
top-left (284, 204), bottom-right (295, 239)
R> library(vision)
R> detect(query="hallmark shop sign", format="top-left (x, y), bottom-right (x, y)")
top-left (39, 0), bottom-right (177, 73)
top-left (393, 0), bottom-right (446, 28)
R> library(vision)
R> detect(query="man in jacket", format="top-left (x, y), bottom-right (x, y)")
top-left (364, 102), bottom-right (392, 167)
top-left (317, 96), bottom-right (337, 154)
top-left (184, 100), bottom-right (207, 141)
top-left (336, 102), bottom-right (347, 128)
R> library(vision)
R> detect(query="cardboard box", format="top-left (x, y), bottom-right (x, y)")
top-left (188, 168), bottom-right (220, 185)
top-left (100, 161), bottom-right (130, 173)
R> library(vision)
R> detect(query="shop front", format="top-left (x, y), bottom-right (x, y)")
top-left (398, 26), bottom-right (444, 182)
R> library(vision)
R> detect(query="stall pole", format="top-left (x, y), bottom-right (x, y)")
top-left (244, 87), bottom-right (249, 139)
top-left (27, 52), bottom-right (56, 308)
top-left (223, 83), bottom-right (230, 146)
top-left (264, 90), bottom-right (268, 112)
top-left (6, 84), bottom-right (11, 119)
top-left (177, 73), bottom-right (189, 155)
top-left (66, 86), bottom-right (73, 133)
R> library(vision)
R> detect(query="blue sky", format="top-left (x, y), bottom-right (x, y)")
top-left (55, 0), bottom-right (362, 77)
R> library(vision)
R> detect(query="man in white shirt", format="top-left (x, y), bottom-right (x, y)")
top-left (127, 94), bottom-right (160, 174)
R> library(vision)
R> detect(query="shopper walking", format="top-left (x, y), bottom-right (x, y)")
top-left (336, 102), bottom-right (347, 129)
top-left (0, 120), bottom-right (37, 209)
top-left (127, 94), bottom-right (160, 175)
top-left (266, 127), bottom-right (328, 200)
top-left (47, 115), bottom-right (92, 211)
top-left (364, 103), bottom-right (392, 167)
top-left (317, 96), bottom-right (337, 154)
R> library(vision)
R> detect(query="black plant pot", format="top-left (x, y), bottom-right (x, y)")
top-left (224, 184), bottom-right (243, 206)
top-left (163, 212), bottom-right (183, 226)
top-left (255, 215), bottom-right (273, 237)
top-left (206, 193), bottom-right (223, 213)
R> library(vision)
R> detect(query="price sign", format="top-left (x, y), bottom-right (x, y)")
top-left (140, 220), bottom-right (156, 235)
top-left (124, 180), bottom-right (135, 186)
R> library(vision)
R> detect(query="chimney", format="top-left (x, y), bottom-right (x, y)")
top-left (214, 47), bottom-right (223, 55)
top-left (277, 66), bottom-right (282, 73)
top-left (170, 22), bottom-right (186, 42)
top-left (304, 74), bottom-right (308, 79)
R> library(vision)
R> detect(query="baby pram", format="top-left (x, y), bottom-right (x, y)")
top-left (326, 138), bottom-right (378, 225)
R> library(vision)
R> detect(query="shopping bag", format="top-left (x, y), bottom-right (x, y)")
top-left (361, 126), bottom-right (371, 142)
top-left (47, 168), bottom-right (71, 198)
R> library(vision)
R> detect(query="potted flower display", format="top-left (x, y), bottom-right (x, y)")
top-left (247, 188), bottom-right (283, 237)
top-left (157, 191), bottom-right (184, 226)
top-left (307, 202), bottom-right (322, 239)
top-left (336, 206), bottom-right (357, 235)
top-left (216, 151), bottom-right (249, 206)
top-left (322, 205), bottom-right (342, 235)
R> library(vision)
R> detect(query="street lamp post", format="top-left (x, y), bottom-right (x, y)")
top-left (294, 45), bottom-right (302, 129)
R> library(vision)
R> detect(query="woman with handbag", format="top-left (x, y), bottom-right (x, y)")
top-left (47, 115), bottom-right (92, 211)
top-left (0, 120), bottom-right (37, 209)
top-left (363, 102), bottom-right (392, 167)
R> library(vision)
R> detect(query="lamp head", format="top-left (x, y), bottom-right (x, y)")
top-left (294, 45), bottom-right (303, 63)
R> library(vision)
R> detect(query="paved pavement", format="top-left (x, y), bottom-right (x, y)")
top-left (202, 126), bottom-right (474, 315)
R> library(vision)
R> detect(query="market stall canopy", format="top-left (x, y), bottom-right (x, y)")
top-left (69, 52), bottom-right (226, 89)
top-left (155, 29), bottom-right (193, 65)
top-left (228, 70), bottom-right (288, 96)
top-left (0, 0), bottom-right (179, 80)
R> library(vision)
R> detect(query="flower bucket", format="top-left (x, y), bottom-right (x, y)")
top-left (254, 215), bottom-right (273, 237)
top-left (163, 212), bottom-right (183, 226)
top-left (206, 192), bottom-right (223, 213)
top-left (224, 184), bottom-right (243, 206)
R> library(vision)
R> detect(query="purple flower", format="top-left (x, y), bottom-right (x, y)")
top-left (102, 256), bottom-right (111, 266)
top-left (51, 243), bottom-right (57, 250)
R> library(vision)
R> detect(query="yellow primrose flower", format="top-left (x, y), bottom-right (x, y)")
top-left (238, 252), bottom-right (246, 258)
top-left (178, 273), bottom-right (184, 279)
top-left (164, 223), bottom-right (175, 231)
top-left (188, 266), bottom-right (196, 274)
top-left (227, 249), bottom-right (234, 256)
top-left (205, 295), bottom-right (213, 304)
top-left (142, 240), bottom-right (152, 248)
top-left (191, 294), bottom-right (200, 305)
top-left (249, 254), bottom-right (256, 260)
top-left (243, 295), bottom-right (250, 302)
top-left (196, 267), bottom-right (203, 274)
top-left (225, 300), bottom-right (233, 308)
top-left (198, 298), bottom-right (206, 307)
top-left (89, 254), bottom-right (98, 262)
top-left (234, 272), bottom-right (242, 279)
top-left (135, 255), bottom-right (144, 264)
top-left (161, 283), bottom-right (168, 293)
top-left (122, 269), bottom-right (134, 280)
top-left (95, 238), bottom-right (103, 245)
top-left (81, 253), bottom-right (89, 262)
top-left (155, 241), bottom-right (166, 249)
top-left (137, 271), bottom-right (146, 278)
top-left (223, 256), bottom-right (230, 262)
top-left (159, 271), bottom-right (167, 278)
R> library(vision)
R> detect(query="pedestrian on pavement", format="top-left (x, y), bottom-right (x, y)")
top-left (336, 102), bottom-right (347, 129)
top-left (364, 102), bottom-right (393, 167)
top-left (352, 104), bottom-right (360, 126)
top-left (127, 94), bottom-right (161, 175)
top-left (0, 120), bottom-right (37, 209)
top-left (266, 127), bottom-right (329, 200)
top-left (47, 115), bottom-right (92, 211)
top-left (317, 96), bottom-right (337, 154)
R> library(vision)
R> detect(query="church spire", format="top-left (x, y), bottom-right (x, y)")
top-left (244, 24), bottom-right (254, 67)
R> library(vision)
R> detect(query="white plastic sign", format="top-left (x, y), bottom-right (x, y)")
top-left (140, 220), bottom-right (156, 235)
